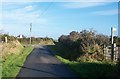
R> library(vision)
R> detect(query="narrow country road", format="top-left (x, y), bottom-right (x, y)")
top-left (16, 45), bottom-right (76, 78)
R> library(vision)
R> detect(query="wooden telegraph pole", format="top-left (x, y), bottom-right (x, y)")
top-left (111, 27), bottom-right (114, 61)
top-left (111, 27), bottom-right (117, 62)
top-left (30, 23), bottom-right (32, 45)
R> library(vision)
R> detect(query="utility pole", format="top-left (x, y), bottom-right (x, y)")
top-left (30, 23), bottom-right (32, 45)
top-left (111, 27), bottom-right (117, 61)
top-left (118, 1), bottom-right (120, 62)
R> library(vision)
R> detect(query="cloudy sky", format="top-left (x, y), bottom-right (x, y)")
top-left (0, 0), bottom-right (119, 39)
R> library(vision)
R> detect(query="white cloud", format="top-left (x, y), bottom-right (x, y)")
top-left (3, 11), bottom-right (46, 23)
top-left (2, 4), bottom-right (49, 28)
top-left (61, 2), bottom-right (106, 9)
top-left (25, 5), bottom-right (33, 11)
top-left (93, 9), bottom-right (118, 15)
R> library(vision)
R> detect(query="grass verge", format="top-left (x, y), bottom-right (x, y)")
top-left (0, 60), bottom-right (2, 79)
top-left (56, 55), bottom-right (117, 79)
top-left (2, 46), bottom-right (33, 77)
top-left (48, 45), bottom-right (118, 79)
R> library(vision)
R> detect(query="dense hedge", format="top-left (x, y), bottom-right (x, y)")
top-left (0, 34), bottom-right (16, 42)
top-left (17, 37), bottom-right (54, 44)
top-left (0, 34), bottom-right (54, 44)
top-left (58, 30), bottom-right (110, 61)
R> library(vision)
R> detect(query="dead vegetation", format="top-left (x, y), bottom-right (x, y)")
top-left (0, 40), bottom-right (24, 59)
top-left (39, 39), bottom-right (54, 45)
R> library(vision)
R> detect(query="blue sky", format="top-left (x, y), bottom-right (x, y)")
top-left (0, 1), bottom-right (119, 39)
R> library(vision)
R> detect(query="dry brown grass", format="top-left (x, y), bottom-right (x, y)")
top-left (39, 39), bottom-right (54, 45)
top-left (0, 40), bottom-right (24, 59)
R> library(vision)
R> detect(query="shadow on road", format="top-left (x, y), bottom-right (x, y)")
top-left (16, 65), bottom-right (58, 76)
top-left (16, 45), bottom-right (77, 78)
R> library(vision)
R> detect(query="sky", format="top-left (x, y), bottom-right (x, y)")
top-left (0, 0), bottom-right (119, 39)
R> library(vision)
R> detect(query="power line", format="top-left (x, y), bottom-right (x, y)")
top-left (28, 2), bottom-right (54, 41)
top-left (39, 2), bottom-right (54, 17)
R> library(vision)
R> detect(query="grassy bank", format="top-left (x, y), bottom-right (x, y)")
top-left (49, 45), bottom-right (118, 79)
top-left (56, 55), bottom-right (117, 79)
top-left (0, 59), bottom-right (2, 79)
top-left (2, 46), bottom-right (33, 77)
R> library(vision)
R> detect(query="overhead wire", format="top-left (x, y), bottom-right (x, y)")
top-left (39, 2), bottom-right (54, 17)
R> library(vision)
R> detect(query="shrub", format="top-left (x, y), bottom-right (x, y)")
top-left (0, 34), bottom-right (16, 42)
top-left (58, 30), bottom-right (110, 61)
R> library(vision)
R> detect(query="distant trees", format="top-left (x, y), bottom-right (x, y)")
top-left (17, 36), bottom-right (54, 44)
top-left (0, 30), bottom-right (17, 42)
top-left (0, 31), bottom-right (54, 45)
top-left (58, 30), bottom-right (110, 61)
top-left (95, 34), bottom-right (110, 46)
top-left (0, 34), bottom-right (16, 42)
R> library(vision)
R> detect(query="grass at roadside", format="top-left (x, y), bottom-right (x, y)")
top-left (48, 45), bottom-right (118, 79)
top-left (0, 61), bottom-right (2, 79)
top-left (2, 46), bottom-right (33, 77)
top-left (56, 55), bottom-right (117, 79)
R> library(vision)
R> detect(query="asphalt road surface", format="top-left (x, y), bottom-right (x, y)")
top-left (16, 45), bottom-right (76, 78)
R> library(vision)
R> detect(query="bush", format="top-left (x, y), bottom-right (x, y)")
top-left (58, 30), bottom-right (110, 61)
top-left (17, 37), bottom-right (54, 45)
top-left (0, 34), bottom-right (16, 42)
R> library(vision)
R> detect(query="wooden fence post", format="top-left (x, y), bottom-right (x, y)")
top-left (5, 37), bottom-right (7, 43)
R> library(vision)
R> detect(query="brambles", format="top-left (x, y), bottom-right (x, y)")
top-left (58, 29), bottom-right (110, 61)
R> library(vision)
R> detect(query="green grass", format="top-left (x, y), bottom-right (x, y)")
top-left (0, 61), bottom-right (2, 79)
top-left (48, 45), bottom-right (118, 79)
top-left (2, 46), bottom-right (33, 77)
top-left (56, 55), bottom-right (117, 79)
